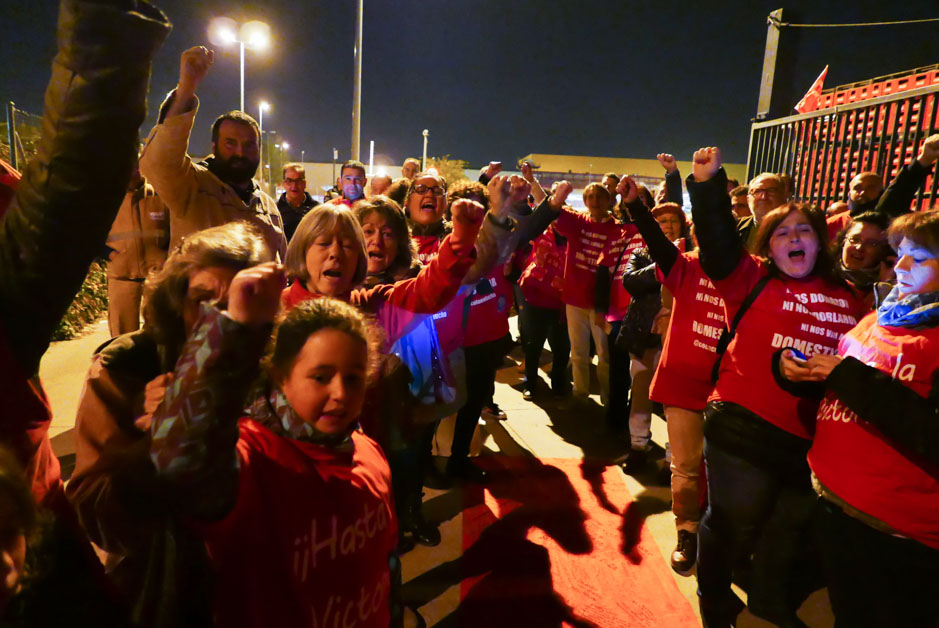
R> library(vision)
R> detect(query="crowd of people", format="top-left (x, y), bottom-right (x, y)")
top-left (2, 1), bottom-right (939, 627)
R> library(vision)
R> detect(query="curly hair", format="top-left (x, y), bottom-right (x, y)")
top-left (142, 222), bottom-right (272, 357)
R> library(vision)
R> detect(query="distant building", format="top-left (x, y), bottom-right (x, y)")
top-left (518, 153), bottom-right (748, 194)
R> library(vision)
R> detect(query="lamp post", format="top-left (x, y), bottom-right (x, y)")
top-left (209, 17), bottom-right (271, 112)
top-left (282, 142), bottom-right (289, 161)
top-left (258, 101), bottom-right (269, 190)
top-left (301, 149), bottom-right (305, 164)
top-left (422, 129), bottom-right (429, 171)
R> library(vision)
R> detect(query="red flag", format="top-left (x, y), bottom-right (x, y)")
top-left (795, 66), bottom-right (829, 114)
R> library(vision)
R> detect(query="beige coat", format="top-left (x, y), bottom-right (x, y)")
top-left (106, 181), bottom-right (168, 280)
top-left (138, 98), bottom-right (287, 260)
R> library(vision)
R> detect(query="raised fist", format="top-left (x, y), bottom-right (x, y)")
top-left (616, 175), bottom-right (639, 203)
top-left (450, 198), bottom-right (486, 248)
top-left (226, 262), bottom-right (286, 327)
top-left (507, 174), bottom-right (532, 207)
top-left (179, 46), bottom-right (214, 91)
top-left (917, 134), bottom-right (939, 167)
top-left (656, 153), bottom-right (678, 174)
top-left (692, 147), bottom-right (721, 182)
top-left (520, 162), bottom-right (534, 182)
top-left (483, 161), bottom-right (503, 180)
top-left (548, 180), bottom-right (573, 210)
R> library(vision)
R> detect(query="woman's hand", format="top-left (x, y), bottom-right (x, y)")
top-left (226, 262), bottom-right (286, 327)
top-left (806, 354), bottom-right (843, 380)
top-left (779, 349), bottom-right (817, 382)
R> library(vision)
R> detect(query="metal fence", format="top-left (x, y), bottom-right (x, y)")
top-left (748, 83), bottom-right (939, 211)
top-left (2, 102), bottom-right (42, 168)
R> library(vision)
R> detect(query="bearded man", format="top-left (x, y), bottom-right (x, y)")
top-left (140, 46), bottom-right (287, 259)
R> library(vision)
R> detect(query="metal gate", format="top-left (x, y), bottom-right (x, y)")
top-left (748, 83), bottom-right (939, 211)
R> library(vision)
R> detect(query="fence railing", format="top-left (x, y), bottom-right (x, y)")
top-left (748, 83), bottom-right (939, 211)
top-left (2, 102), bottom-right (42, 169)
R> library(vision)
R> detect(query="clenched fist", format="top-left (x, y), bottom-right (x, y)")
top-left (226, 262), bottom-right (286, 327)
top-left (656, 153), bottom-right (678, 174)
top-left (692, 147), bottom-right (721, 183)
top-left (179, 46), bottom-right (214, 92)
top-left (548, 180), bottom-right (573, 210)
top-left (917, 134), bottom-right (939, 168)
top-left (616, 175), bottom-right (639, 203)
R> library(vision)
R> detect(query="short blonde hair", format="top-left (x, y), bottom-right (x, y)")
top-left (285, 204), bottom-right (368, 286)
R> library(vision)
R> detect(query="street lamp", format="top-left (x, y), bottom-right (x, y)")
top-left (301, 150), bottom-right (305, 163)
top-left (208, 17), bottom-right (271, 112)
top-left (422, 129), bottom-right (429, 171)
top-left (282, 142), bottom-right (289, 161)
top-left (258, 101), bottom-right (270, 189)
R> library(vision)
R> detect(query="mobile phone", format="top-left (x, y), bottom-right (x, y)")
top-left (787, 347), bottom-right (808, 366)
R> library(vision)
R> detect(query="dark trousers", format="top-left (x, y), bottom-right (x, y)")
top-left (697, 440), bottom-right (816, 621)
top-left (815, 499), bottom-right (939, 628)
top-left (450, 336), bottom-right (509, 462)
top-left (606, 319), bottom-right (632, 430)
top-left (519, 302), bottom-right (570, 393)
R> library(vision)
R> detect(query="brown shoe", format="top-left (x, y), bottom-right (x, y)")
top-left (670, 530), bottom-right (697, 576)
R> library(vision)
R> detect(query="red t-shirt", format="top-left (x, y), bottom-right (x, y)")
top-left (710, 255), bottom-right (865, 438)
top-left (554, 209), bottom-right (622, 309)
top-left (649, 251), bottom-right (725, 410)
top-left (463, 269), bottom-right (513, 347)
top-left (413, 234), bottom-right (441, 265)
top-left (598, 225), bottom-right (644, 321)
top-left (809, 314), bottom-right (939, 549)
top-left (519, 228), bottom-right (567, 310)
top-left (200, 420), bottom-right (397, 628)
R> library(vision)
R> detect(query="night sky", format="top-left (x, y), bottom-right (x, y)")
top-left (3, 1), bottom-right (937, 168)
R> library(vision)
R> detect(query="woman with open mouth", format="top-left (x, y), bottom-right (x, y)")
top-left (687, 147), bottom-right (866, 627)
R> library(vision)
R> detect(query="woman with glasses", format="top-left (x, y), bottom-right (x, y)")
top-left (832, 212), bottom-right (894, 309)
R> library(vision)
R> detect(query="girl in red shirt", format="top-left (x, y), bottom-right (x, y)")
top-left (149, 273), bottom-right (407, 627)
top-left (780, 209), bottom-right (939, 627)
top-left (689, 147), bottom-right (865, 628)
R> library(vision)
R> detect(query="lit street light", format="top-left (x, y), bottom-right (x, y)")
top-left (282, 142), bottom-right (289, 161)
top-left (208, 17), bottom-right (271, 112)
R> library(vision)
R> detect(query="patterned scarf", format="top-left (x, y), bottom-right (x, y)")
top-left (244, 381), bottom-right (355, 452)
top-left (876, 285), bottom-right (939, 328)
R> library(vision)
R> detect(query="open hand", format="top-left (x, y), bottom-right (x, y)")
top-left (226, 262), bottom-right (286, 327)
top-left (692, 147), bottom-right (721, 182)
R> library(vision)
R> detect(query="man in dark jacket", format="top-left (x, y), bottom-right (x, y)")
top-left (277, 162), bottom-right (317, 241)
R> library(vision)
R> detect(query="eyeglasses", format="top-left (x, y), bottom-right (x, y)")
top-left (413, 184), bottom-right (446, 197)
top-left (847, 235), bottom-right (887, 250)
top-left (284, 177), bottom-right (305, 185)
top-left (748, 187), bottom-right (780, 198)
